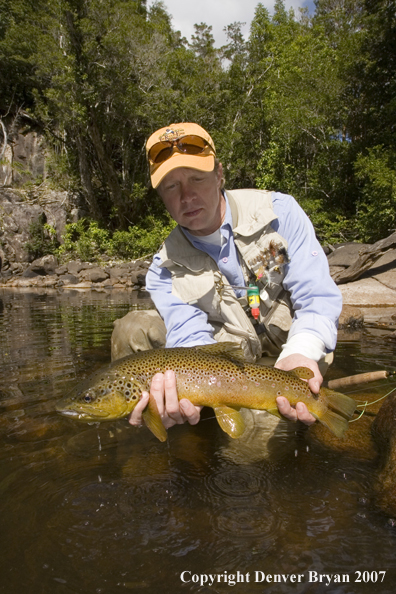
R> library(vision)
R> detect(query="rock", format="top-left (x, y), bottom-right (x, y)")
top-left (80, 267), bottom-right (109, 283)
top-left (21, 269), bottom-right (40, 279)
top-left (1, 131), bottom-right (46, 186)
top-left (67, 261), bottom-right (86, 275)
top-left (58, 273), bottom-right (80, 285)
top-left (69, 281), bottom-right (92, 289)
top-left (371, 393), bottom-right (396, 516)
top-left (327, 243), bottom-right (371, 267)
top-left (366, 249), bottom-right (396, 291)
top-left (55, 265), bottom-right (68, 275)
top-left (0, 188), bottom-right (69, 263)
top-left (332, 233), bottom-right (396, 285)
top-left (129, 269), bottom-right (147, 286)
top-left (107, 267), bottom-right (129, 280)
top-left (339, 278), bottom-right (396, 306)
top-left (29, 255), bottom-right (58, 275)
top-left (329, 265), bottom-right (345, 279)
top-left (338, 305), bottom-right (364, 328)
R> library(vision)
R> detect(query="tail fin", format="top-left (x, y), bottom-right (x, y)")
top-left (317, 408), bottom-right (350, 438)
top-left (317, 388), bottom-right (357, 438)
top-left (321, 387), bottom-right (357, 419)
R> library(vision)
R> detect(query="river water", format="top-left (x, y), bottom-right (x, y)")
top-left (0, 288), bottom-right (396, 594)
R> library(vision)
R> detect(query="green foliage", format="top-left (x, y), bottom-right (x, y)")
top-left (110, 216), bottom-right (176, 259)
top-left (25, 215), bottom-right (60, 258)
top-left (1, 0), bottom-right (396, 245)
top-left (57, 215), bottom-right (176, 262)
top-left (354, 146), bottom-right (396, 241)
top-left (57, 219), bottom-right (112, 262)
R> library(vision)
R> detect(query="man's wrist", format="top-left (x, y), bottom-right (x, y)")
top-left (276, 332), bottom-right (326, 363)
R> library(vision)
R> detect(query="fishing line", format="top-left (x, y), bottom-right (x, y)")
top-left (349, 386), bottom-right (396, 423)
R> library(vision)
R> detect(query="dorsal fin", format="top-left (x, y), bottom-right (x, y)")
top-left (291, 367), bottom-right (315, 380)
top-left (194, 342), bottom-right (246, 364)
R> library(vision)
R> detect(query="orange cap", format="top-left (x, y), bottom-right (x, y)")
top-left (146, 123), bottom-right (216, 188)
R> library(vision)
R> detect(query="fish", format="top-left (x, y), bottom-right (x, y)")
top-left (56, 343), bottom-right (357, 442)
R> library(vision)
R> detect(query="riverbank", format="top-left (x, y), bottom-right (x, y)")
top-left (1, 252), bottom-right (395, 336)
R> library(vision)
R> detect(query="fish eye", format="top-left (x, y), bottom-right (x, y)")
top-left (83, 394), bottom-right (93, 403)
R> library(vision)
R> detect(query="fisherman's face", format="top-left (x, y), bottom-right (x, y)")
top-left (157, 164), bottom-right (225, 236)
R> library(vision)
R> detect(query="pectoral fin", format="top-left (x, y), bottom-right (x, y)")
top-left (214, 406), bottom-right (246, 439)
top-left (142, 394), bottom-right (167, 442)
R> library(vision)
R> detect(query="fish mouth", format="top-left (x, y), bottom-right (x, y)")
top-left (56, 406), bottom-right (112, 421)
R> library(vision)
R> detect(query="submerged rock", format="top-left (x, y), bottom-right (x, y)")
top-left (371, 392), bottom-right (396, 517)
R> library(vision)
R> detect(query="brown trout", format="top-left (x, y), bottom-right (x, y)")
top-left (56, 343), bottom-right (357, 441)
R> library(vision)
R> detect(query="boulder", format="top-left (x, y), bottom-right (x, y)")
top-left (327, 243), bottom-right (371, 267)
top-left (0, 188), bottom-right (69, 264)
top-left (67, 261), bottom-right (86, 275)
top-left (129, 269), bottom-right (147, 286)
top-left (58, 273), bottom-right (80, 285)
top-left (339, 278), bottom-right (396, 307)
top-left (371, 393), bottom-right (396, 516)
top-left (29, 255), bottom-right (58, 275)
top-left (338, 305), bottom-right (364, 328)
top-left (79, 267), bottom-right (109, 283)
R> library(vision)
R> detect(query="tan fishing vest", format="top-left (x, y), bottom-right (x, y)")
top-left (158, 189), bottom-right (294, 362)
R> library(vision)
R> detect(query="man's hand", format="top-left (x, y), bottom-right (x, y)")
top-left (128, 369), bottom-right (201, 429)
top-left (274, 354), bottom-right (323, 425)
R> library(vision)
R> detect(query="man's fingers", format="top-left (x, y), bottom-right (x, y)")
top-left (149, 373), bottom-right (166, 416)
top-left (128, 370), bottom-right (202, 431)
top-left (128, 391), bottom-right (149, 427)
top-left (164, 369), bottom-right (185, 424)
top-left (276, 397), bottom-right (316, 425)
top-left (295, 401), bottom-right (316, 425)
top-left (179, 399), bottom-right (201, 425)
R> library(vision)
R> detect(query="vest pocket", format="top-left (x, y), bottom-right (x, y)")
top-left (171, 270), bottom-right (222, 314)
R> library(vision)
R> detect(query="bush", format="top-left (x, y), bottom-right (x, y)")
top-left (354, 146), bottom-right (396, 242)
top-left (25, 215), bottom-right (60, 258)
top-left (56, 215), bottom-right (176, 262)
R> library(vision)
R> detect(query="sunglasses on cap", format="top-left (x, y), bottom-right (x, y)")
top-left (148, 135), bottom-right (213, 165)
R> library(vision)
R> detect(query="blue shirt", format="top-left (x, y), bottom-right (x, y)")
top-left (146, 191), bottom-right (342, 352)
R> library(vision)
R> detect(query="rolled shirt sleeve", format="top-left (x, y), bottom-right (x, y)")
top-left (271, 192), bottom-right (342, 358)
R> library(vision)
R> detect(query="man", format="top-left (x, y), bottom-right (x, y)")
top-left (120, 123), bottom-right (342, 433)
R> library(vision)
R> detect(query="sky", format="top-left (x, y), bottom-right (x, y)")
top-left (147, 0), bottom-right (314, 47)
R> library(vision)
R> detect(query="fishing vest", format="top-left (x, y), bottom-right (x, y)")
top-left (158, 189), bottom-right (294, 362)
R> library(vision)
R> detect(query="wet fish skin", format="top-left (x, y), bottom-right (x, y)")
top-left (56, 343), bottom-right (357, 441)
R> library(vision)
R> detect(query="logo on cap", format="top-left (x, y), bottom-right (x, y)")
top-left (159, 128), bottom-right (185, 142)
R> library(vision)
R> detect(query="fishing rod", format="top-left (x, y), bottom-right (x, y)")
top-left (326, 370), bottom-right (396, 390)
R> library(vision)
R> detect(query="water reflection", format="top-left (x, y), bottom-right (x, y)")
top-left (1, 289), bottom-right (396, 594)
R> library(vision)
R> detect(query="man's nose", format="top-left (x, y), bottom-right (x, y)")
top-left (180, 183), bottom-right (195, 202)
